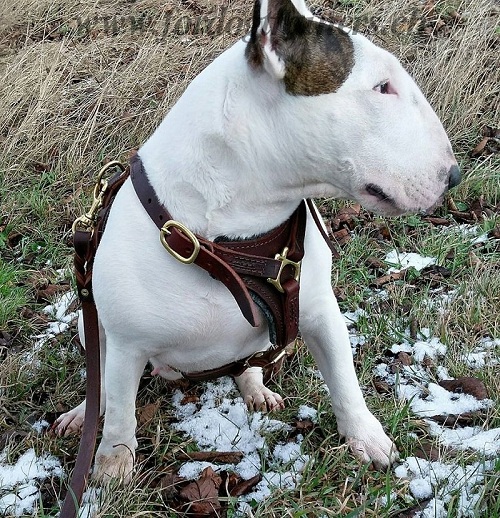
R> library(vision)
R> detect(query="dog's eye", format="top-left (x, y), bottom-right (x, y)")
top-left (374, 80), bottom-right (391, 94)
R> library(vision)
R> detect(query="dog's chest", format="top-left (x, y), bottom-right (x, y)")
top-left (92, 180), bottom-right (279, 370)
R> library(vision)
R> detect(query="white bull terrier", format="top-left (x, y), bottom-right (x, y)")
top-left (56, 0), bottom-right (460, 482)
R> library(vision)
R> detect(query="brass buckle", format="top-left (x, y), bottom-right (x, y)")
top-left (72, 161), bottom-right (125, 234)
top-left (243, 348), bottom-right (287, 369)
top-left (267, 246), bottom-right (301, 293)
top-left (160, 220), bottom-right (200, 264)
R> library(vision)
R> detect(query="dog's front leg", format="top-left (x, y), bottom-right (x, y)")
top-left (93, 342), bottom-right (147, 484)
top-left (300, 222), bottom-right (398, 468)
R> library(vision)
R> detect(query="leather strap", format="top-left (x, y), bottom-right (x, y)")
top-left (306, 198), bottom-right (341, 259)
top-left (59, 167), bottom-right (128, 518)
top-left (130, 154), bottom-right (306, 344)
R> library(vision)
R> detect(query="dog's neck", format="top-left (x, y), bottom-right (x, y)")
top-left (139, 41), bottom-right (345, 240)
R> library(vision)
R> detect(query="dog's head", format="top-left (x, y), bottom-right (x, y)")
top-left (244, 0), bottom-right (460, 215)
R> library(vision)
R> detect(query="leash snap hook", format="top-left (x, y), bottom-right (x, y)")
top-left (72, 161), bottom-right (125, 234)
top-left (267, 247), bottom-right (301, 293)
top-left (160, 220), bottom-right (201, 264)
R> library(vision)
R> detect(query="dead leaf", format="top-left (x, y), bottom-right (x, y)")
top-left (0, 331), bottom-right (13, 348)
top-left (371, 270), bottom-right (406, 288)
top-left (395, 351), bottom-right (412, 366)
top-left (439, 377), bottom-right (488, 400)
top-left (293, 419), bottom-right (315, 432)
top-left (373, 380), bottom-right (390, 394)
top-left (427, 412), bottom-right (477, 426)
top-left (420, 264), bottom-right (452, 279)
top-left (468, 251), bottom-right (483, 268)
top-left (413, 441), bottom-right (441, 461)
top-left (177, 451), bottom-right (243, 463)
top-left (229, 474), bottom-right (261, 497)
top-left (181, 394), bottom-right (200, 405)
top-left (158, 469), bottom-right (185, 500)
top-left (489, 226), bottom-right (500, 239)
top-left (423, 216), bottom-right (452, 226)
top-left (365, 256), bottom-right (386, 270)
top-left (137, 401), bottom-right (160, 427)
top-left (36, 284), bottom-right (69, 302)
top-left (180, 467), bottom-right (222, 515)
top-left (395, 499), bottom-right (432, 518)
top-left (332, 228), bottom-right (350, 245)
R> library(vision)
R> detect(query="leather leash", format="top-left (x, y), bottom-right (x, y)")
top-left (59, 162), bottom-right (128, 518)
top-left (60, 157), bottom-right (340, 516)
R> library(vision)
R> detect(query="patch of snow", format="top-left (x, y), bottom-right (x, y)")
top-left (297, 405), bottom-right (318, 422)
top-left (396, 456), bottom-right (492, 518)
top-left (384, 250), bottom-right (436, 273)
top-left (471, 233), bottom-right (489, 245)
top-left (78, 488), bottom-right (101, 518)
top-left (172, 377), bottom-right (310, 504)
top-left (462, 337), bottom-right (500, 369)
top-left (31, 420), bottom-right (49, 434)
top-left (30, 291), bottom-right (79, 356)
top-left (374, 326), bottom-right (500, 518)
top-left (342, 308), bottom-right (367, 325)
top-left (0, 449), bottom-right (63, 517)
top-left (427, 422), bottom-right (500, 456)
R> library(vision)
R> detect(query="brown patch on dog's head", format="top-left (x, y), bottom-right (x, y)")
top-left (246, 0), bottom-right (354, 96)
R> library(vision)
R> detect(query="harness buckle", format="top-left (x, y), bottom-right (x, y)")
top-left (160, 220), bottom-right (201, 264)
top-left (267, 246), bottom-right (301, 293)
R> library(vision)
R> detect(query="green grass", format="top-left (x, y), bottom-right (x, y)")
top-left (0, 259), bottom-right (29, 330)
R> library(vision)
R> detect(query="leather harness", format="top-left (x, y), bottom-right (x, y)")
top-left (59, 156), bottom-right (339, 517)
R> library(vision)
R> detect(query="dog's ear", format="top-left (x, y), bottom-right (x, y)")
top-left (245, 0), bottom-right (355, 96)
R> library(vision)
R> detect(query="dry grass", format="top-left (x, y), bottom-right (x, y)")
top-left (0, 0), bottom-right (499, 516)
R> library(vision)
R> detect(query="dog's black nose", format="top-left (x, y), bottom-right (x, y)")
top-left (448, 164), bottom-right (461, 190)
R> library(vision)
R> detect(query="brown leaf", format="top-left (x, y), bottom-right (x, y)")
top-left (365, 256), bottom-right (386, 270)
top-left (293, 419), bottom-right (315, 432)
top-left (468, 251), bottom-right (483, 268)
top-left (137, 401), bottom-right (160, 427)
top-left (229, 474), bottom-right (261, 497)
top-left (181, 394), bottom-right (200, 405)
top-left (373, 380), bottom-right (390, 394)
top-left (470, 137), bottom-right (490, 157)
top-left (439, 377), bottom-right (488, 400)
top-left (482, 125), bottom-right (500, 138)
top-left (423, 216), bottom-right (452, 226)
top-left (7, 231), bottom-right (23, 247)
top-left (0, 331), bottom-right (13, 348)
top-left (36, 284), bottom-right (69, 302)
top-left (371, 270), bottom-right (406, 288)
top-left (180, 467), bottom-right (222, 515)
top-left (420, 264), bottom-right (452, 278)
top-left (332, 228), bottom-right (350, 245)
top-left (177, 451), bottom-right (243, 463)
top-left (395, 351), bottom-right (412, 366)
top-left (414, 441), bottom-right (441, 461)
top-left (427, 412), bottom-right (477, 426)
top-left (396, 500), bottom-right (432, 518)
top-left (158, 469), bottom-right (185, 500)
top-left (488, 226), bottom-right (500, 239)
top-left (333, 286), bottom-right (346, 302)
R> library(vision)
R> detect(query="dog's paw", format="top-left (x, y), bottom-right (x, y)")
top-left (339, 413), bottom-right (398, 469)
top-left (53, 402), bottom-right (86, 436)
top-left (235, 368), bottom-right (285, 412)
top-left (93, 445), bottom-right (135, 484)
top-left (244, 387), bottom-right (285, 412)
